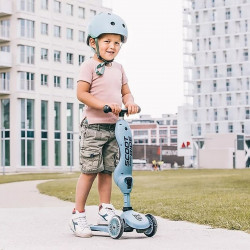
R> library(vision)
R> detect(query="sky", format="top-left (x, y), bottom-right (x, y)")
top-left (102, 0), bottom-right (184, 118)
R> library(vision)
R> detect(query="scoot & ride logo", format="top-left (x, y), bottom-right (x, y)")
top-left (124, 136), bottom-right (132, 167)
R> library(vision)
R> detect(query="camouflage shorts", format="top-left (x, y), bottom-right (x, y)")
top-left (79, 119), bottom-right (119, 174)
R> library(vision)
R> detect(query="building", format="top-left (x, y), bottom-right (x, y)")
top-left (128, 114), bottom-right (178, 146)
top-left (127, 114), bottom-right (184, 166)
top-left (0, 0), bottom-right (110, 173)
top-left (179, 0), bottom-right (250, 168)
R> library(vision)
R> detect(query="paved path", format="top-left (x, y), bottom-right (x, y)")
top-left (0, 180), bottom-right (250, 250)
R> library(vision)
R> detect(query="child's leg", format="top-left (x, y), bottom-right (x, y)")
top-left (97, 172), bottom-right (112, 204)
top-left (75, 173), bottom-right (97, 212)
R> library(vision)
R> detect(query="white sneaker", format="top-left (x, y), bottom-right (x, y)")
top-left (97, 203), bottom-right (116, 225)
top-left (69, 210), bottom-right (92, 238)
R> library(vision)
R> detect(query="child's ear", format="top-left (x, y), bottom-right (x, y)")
top-left (89, 38), bottom-right (96, 49)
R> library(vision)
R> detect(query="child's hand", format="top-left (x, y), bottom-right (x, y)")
top-left (125, 103), bottom-right (139, 116)
top-left (107, 103), bottom-right (122, 116)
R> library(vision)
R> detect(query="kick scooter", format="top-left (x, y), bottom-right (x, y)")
top-left (90, 106), bottom-right (158, 239)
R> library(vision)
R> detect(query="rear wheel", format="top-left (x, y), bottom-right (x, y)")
top-left (144, 214), bottom-right (157, 237)
top-left (108, 215), bottom-right (124, 239)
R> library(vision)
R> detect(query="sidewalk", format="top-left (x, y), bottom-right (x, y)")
top-left (1, 180), bottom-right (250, 250)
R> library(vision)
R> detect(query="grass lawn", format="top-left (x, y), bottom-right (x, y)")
top-left (36, 169), bottom-right (250, 233)
top-left (1, 169), bottom-right (250, 232)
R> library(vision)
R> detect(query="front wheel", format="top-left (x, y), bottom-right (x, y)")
top-left (144, 214), bottom-right (157, 237)
top-left (108, 215), bottom-right (124, 239)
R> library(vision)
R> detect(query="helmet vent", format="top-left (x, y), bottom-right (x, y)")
top-left (111, 21), bottom-right (115, 26)
top-left (122, 24), bottom-right (125, 28)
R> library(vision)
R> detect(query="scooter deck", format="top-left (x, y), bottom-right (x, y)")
top-left (90, 224), bottom-right (109, 233)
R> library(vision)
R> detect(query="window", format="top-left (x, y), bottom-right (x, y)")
top-left (67, 103), bottom-right (74, 167)
top-left (41, 100), bottom-right (48, 166)
top-left (225, 8), bottom-right (230, 20)
top-left (19, 71), bottom-right (34, 91)
top-left (214, 66), bottom-right (217, 78)
top-left (54, 25), bottom-right (61, 37)
top-left (78, 7), bottom-right (85, 18)
top-left (212, 24), bottom-right (215, 35)
top-left (41, 48), bottom-right (48, 60)
top-left (54, 76), bottom-right (61, 87)
top-left (54, 102), bottom-right (61, 166)
top-left (225, 109), bottom-right (228, 120)
top-left (41, 23), bottom-right (48, 35)
top-left (0, 72), bottom-right (10, 92)
top-left (79, 31), bottom-right (85, 42)
top-left (228, 123), bottom-right (233, 133)
top-left (19, 19), bottom-right (35, 38)
top-left (90, 9), bottom-right (96, 18)
top-left (215, 123), bottom-right (219, 133)
top-left (54, 50), bottom-right (61, 62)
top-left (226, 94), bottom-right (232, 105)
top-left (66, 28), bottom-right (73, 40)
top-left (151, 130), bottom-right (156, 136)
top-left (225, 22), bottom-right (228, 34)
top-left (66, 3), bottom-right (73, 16)
top-left (41, 74), bottom-right (48, 86)
top-left (159, 130), bottom-right (167, 135)
top-left (21, 99), bottom-right (35, 166)
top-left (170, 129), bottom-right (177, 135)
top-left (67, 77), bottom-right (74, 89)
top-left (1, 99), bottom-right (10, 166)
top-left (196, 25), bottom-right (200, 36)
top-left (225, 36), bottom-right (230, 48)
top-left (0, 20), bottom-right (10, 38)
top-left (213, 80), bottom-right (217, 91)
top-left (173, 120), bottom-right (178, 125)
top-left (19, 0), bottom-right (35, 12)
top-left (214, 109), bottom-right (217, 121)
top-left (19, 45), bottom-right (35, 64)
top-left (79, 55), bottom-right (85, 65)
top-left (227, 65), bottom-right (232, 77)
top-left (66, 53), bottom-right (73, 64)
top-left (54, 0), bottom-right (61, 13)
top-left (197, 82), bottom-right (201, 93)
top-left (244, 49), bottom-right (248, 61)
top-left (41, 0), bottom-right (48, 10)
top-left (134, 130), bottom-right (148, 136)
top-left (226, 79), bottom-right (230, 91)
top-left (246, 108), bottom-right (250, 119)
top-left (213, 52), bottom-right (216, 63)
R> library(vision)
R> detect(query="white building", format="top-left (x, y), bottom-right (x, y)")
top-left (179, 0), bottom-right (250, 168)
top-left (128, 114), bottom-right (178, 146)
top-left (0, 0), bottom-right (110, 173)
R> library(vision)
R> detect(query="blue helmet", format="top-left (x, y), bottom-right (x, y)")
top-left (86, 12), bottom-right (128, 45)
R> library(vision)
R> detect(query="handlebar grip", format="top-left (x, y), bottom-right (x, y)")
top-left (103, 105), bottom-right (141, 115)
top-left (103, 105), bottom-right (112, 113)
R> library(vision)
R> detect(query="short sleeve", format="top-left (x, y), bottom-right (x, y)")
top-left (77, 60), bottom-right (93, 84)
top-left (121, 65), bottom-right (128, 85)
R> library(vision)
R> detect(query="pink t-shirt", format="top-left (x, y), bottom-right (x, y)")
top-left (78, 58), bottom-right (128, 124)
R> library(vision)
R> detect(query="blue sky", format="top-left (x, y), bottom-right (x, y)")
top-left (102, 0), bottom-right (184, 117)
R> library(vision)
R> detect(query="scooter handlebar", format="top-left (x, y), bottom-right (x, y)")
top-left (103, 105), bottom-right (141, 116)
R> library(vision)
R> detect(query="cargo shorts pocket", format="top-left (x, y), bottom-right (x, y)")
top-left (80, 150), bottom-right (102, 174)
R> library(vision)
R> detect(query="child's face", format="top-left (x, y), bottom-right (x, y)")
top-left (91, 34), bottom-right (122, 61)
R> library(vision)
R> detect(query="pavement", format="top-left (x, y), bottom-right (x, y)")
top-left (0, 181), bottom-right (250, 250)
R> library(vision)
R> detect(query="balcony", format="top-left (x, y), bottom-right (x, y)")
top-left (0, 51), bottom-right (11, 68)
top-left (0, 0), bottom-right (12, 17)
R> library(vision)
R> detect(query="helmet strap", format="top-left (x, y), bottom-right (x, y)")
top-left (94, 38), bottom-right (114, 75)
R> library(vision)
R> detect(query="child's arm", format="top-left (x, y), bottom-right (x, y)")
top-left (77, 80), bottom-right (121, 115)
top-left (122, 83), bottom-right (138, 115)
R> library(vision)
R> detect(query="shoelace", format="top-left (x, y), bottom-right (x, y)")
top-left (76, 215), bottom-right (88, 230)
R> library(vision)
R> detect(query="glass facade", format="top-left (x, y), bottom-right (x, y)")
top-left (67, 103), bottom-right (73, 167)
top-left (21, 99), bottom-right (35, 166)
top-left (41, 101), bottom-right (48, 166)
top-left (54, 102), bottom-right (61, 166)
top-left (1, 99), bottom-right (10, 166)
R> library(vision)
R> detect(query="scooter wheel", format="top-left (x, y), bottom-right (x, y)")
top-left (144, 214), bottom-right (157, 237)
top-left (108, 215), bottom-right (124, 239)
